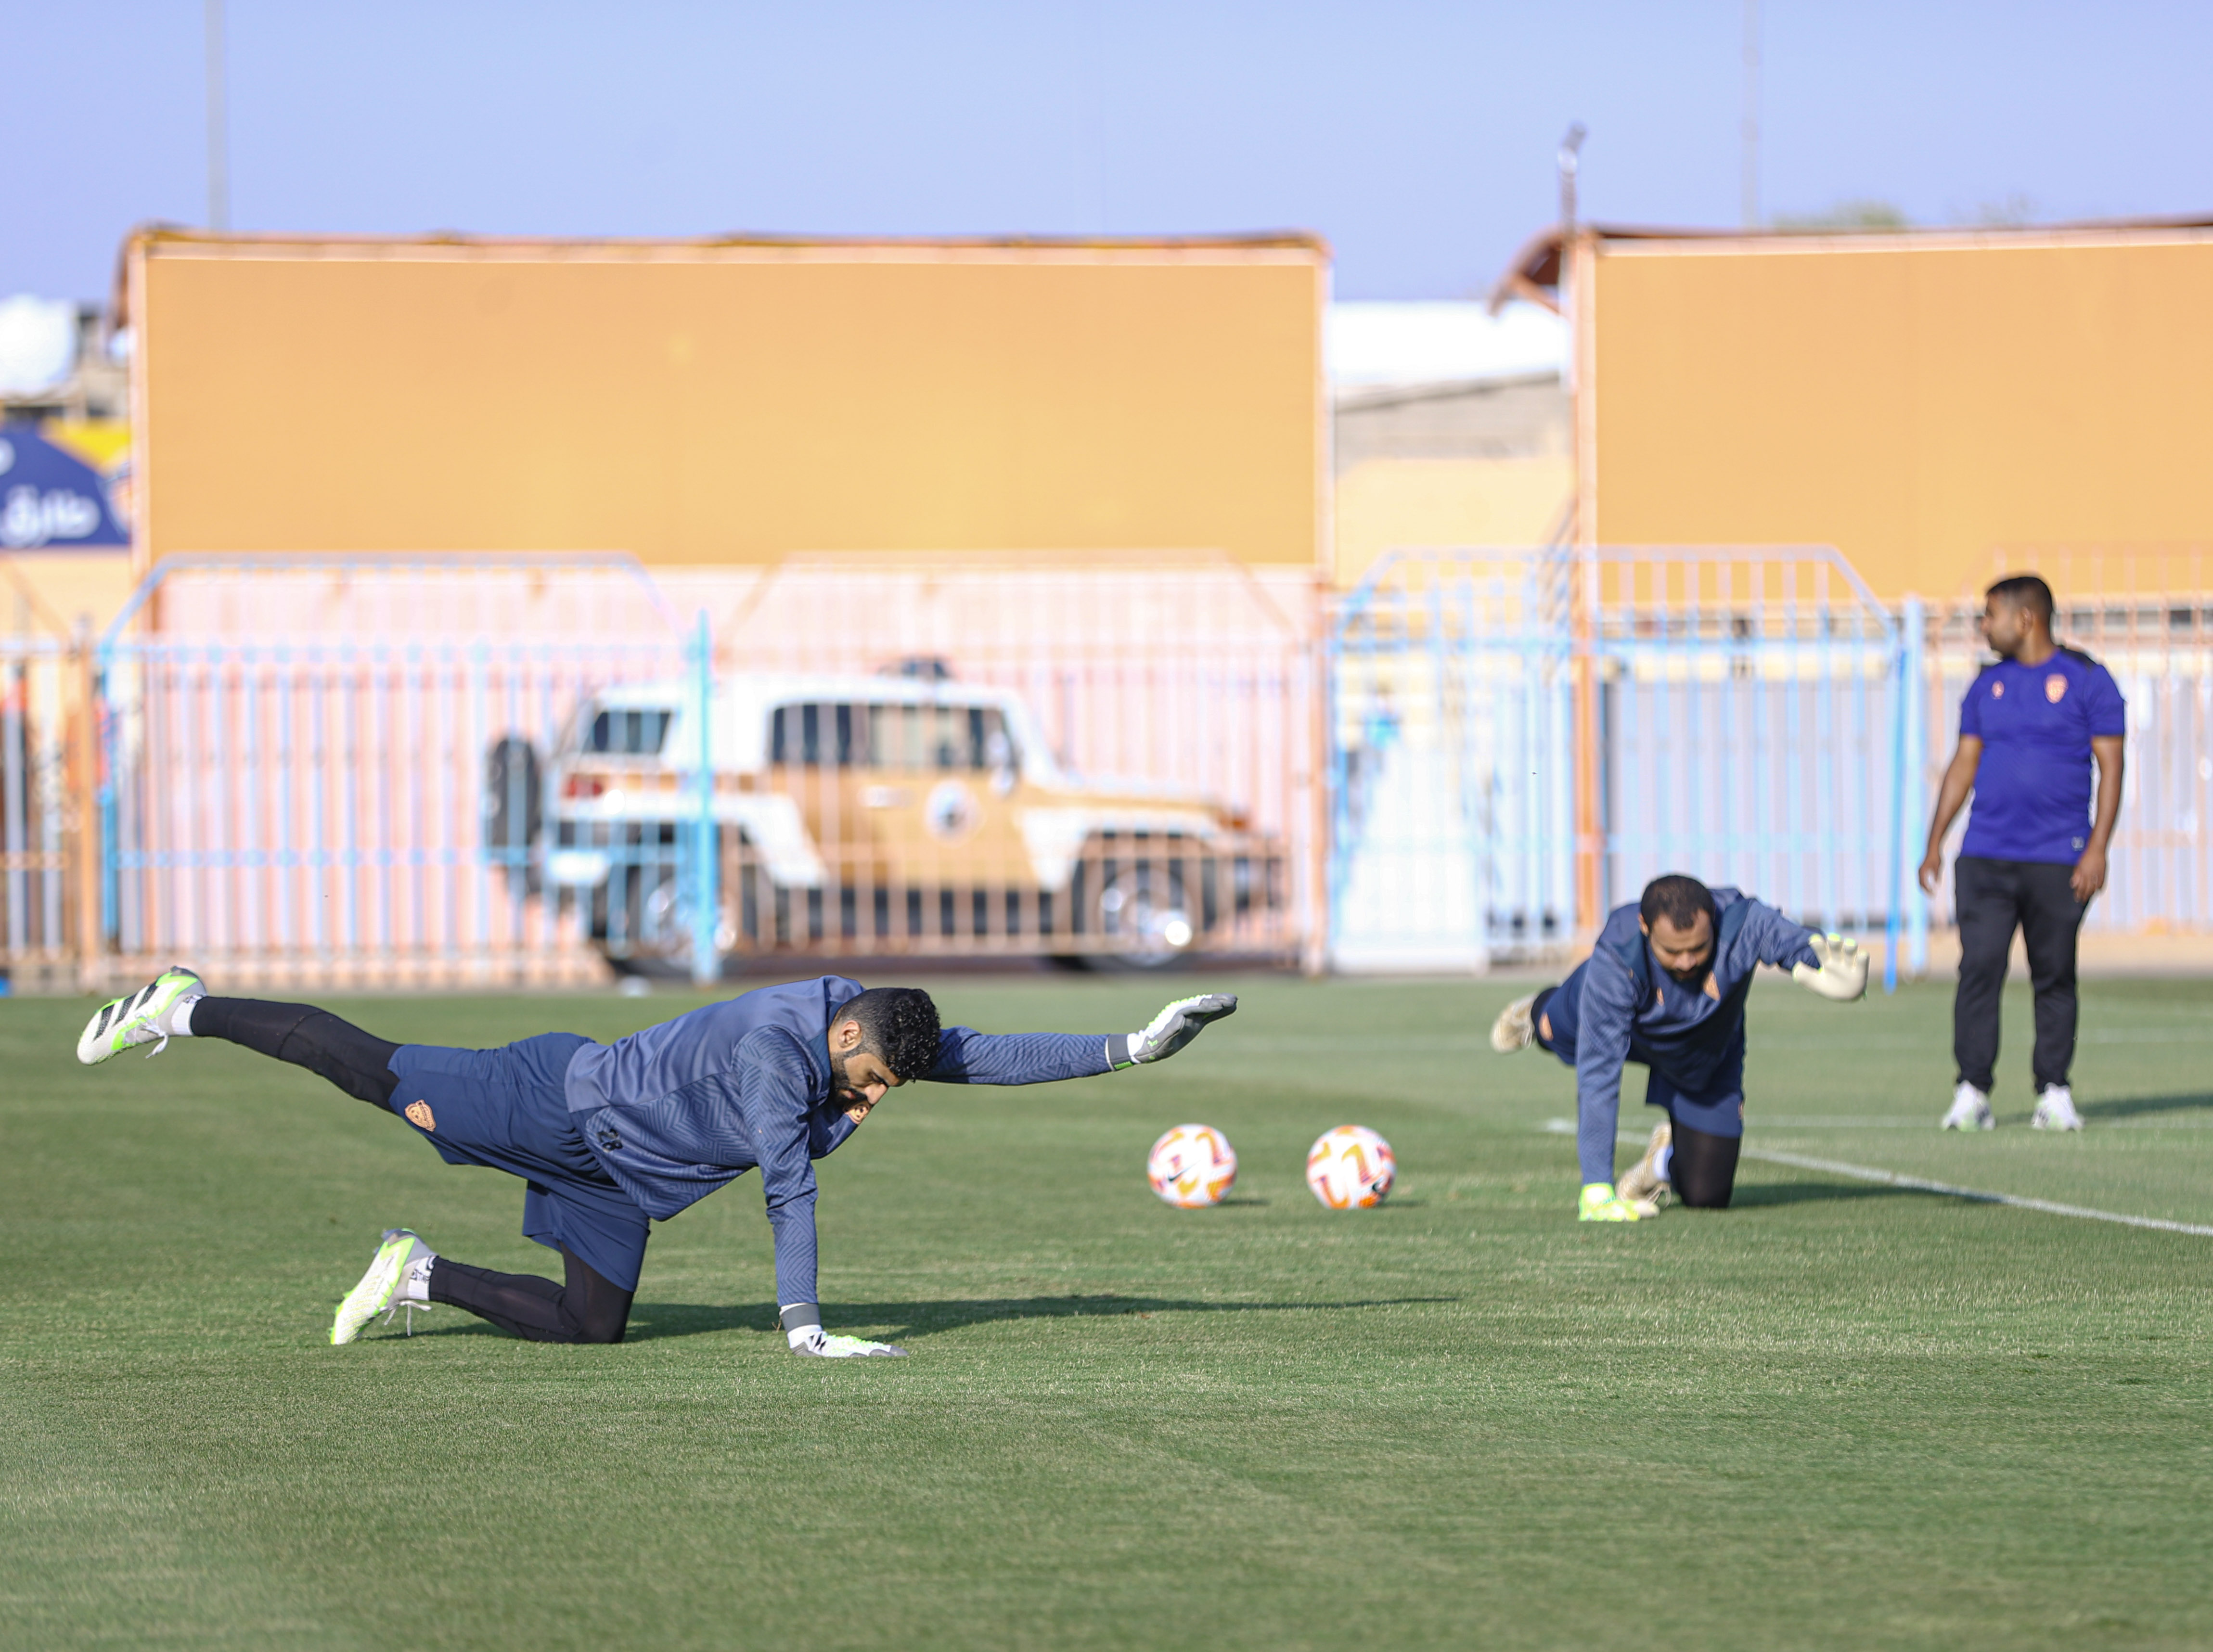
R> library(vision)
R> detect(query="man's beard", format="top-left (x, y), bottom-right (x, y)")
top-left (1664, 960), bottom-right (1712, 988)
top-left (828, 1053), bottom-right (872, 1113)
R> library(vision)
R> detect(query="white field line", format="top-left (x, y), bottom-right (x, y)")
top-left (1542, 1120), bottom-right (2213, 1238)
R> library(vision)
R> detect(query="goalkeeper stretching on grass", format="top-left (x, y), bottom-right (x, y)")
top-left (78, 972), bottom-right (1235, 1354)
top-left (1491, 874), bottom-right (1867, 1221)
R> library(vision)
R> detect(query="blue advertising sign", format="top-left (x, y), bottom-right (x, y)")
top-left (0, 427), bottom-right (128, 549)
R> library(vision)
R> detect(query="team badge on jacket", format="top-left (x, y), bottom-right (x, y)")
top-left (405, 1100), bottom-right (436, 1130)
top-left (2046, 674), bottom-right (2067, 703)
top-left (1991, 681), bottom-right (2004, 697)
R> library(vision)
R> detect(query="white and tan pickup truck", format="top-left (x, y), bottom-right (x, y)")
top-left (506, 669), bottom-right (1281, 970)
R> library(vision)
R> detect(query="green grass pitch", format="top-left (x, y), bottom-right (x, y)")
top-left (4, 973), bottom-right (2211, 1650)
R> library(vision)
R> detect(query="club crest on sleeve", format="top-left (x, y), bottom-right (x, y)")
top-left (404, 1100), bottom-right (436, 1131)
top-left (1991, 680), bottom-right (2004, 698)
top-left (2046, 674), bottom-right (2067, 703)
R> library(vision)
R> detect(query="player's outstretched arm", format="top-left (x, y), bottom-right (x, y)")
top-left (1792, 933), bottom-right (1869, 1002)
top-left (921, 994), bottom-right (1238, 1085)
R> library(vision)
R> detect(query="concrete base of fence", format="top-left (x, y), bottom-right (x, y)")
top-left (1911, 927), bottom-right (2213, 982)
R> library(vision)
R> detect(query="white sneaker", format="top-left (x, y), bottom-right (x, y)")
top-left (77, 967), bottom-right (206, 1064)
top-left (2031, 1086), bottom-right (2084, 1132)
top-left (1491, 993), bottom-right (1541, 1053)
top-left (1942, 1082), bottom-right (1994, 1131)
top-left (330, 1229), bottom-right (437, 1345)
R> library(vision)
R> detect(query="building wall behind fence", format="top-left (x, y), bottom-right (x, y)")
top-left (1584, 229), bottom-right (2213, 604)
top-left (129, 234), bottom-right (1327, 572)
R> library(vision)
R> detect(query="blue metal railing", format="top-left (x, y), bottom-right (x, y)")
top-left (1328, 546), bottom-right (1916, 983)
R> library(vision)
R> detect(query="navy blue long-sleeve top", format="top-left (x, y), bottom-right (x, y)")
top-left (561, 975), bottom-right (1116, 1307)
top-left (1573, 889), bottom-right (1819, 1185)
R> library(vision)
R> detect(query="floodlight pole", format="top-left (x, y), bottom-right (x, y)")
top-left (1557, 123), bottom-right (1586, 233)
top-left (206, 0), bottom-right (229, 231)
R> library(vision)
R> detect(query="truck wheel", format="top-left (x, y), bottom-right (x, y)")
top-left (1083, 864), bottom-right (1193, 972)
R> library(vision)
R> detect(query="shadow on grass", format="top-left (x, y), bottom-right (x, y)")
top-left (1728, 1180), bottom-right (1930, 1209)
top-left (2078, 1091), bottom-right (2213, 1124)
top-left (622, 1292), bottom-right (1461, 1344)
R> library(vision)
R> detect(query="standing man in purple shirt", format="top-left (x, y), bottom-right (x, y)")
top-left (1919, 575), bottom-right (2126, 1132)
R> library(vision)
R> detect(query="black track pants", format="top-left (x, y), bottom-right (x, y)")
top-left (1953, 856), bottom-right (2087, 1094)
top-left (429, 1248), bottom-right (633, 1344)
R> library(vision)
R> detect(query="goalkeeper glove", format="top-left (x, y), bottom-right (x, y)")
top-left (1122, 993), bottom-right (1238, 1067)
top-left (1578, 1182), bottom-right (1643, 1222)
top-left (1792, 932), bottom-right (1869, 1002)
top-left (788, 1325), bottom-right (907, 1358)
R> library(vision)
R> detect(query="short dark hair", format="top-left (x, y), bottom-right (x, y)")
top-left (1986, 574), bottom-right (2055, 627)
top-left (1640, 873), bottom-right (1718, 935)
top-left (833, 986), bottom-right (941, 1081)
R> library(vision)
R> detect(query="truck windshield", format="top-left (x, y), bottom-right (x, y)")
top-left (770, 702), bottom-right (1014, 772)
top-left (581, 706), bottom-right (672, 756)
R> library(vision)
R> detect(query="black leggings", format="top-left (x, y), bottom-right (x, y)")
top-left (1670, 1118), bottom-right (1741, 1209)
top-left (193, 997), bottom-right (403, 1109)
top-left (194, 997), bottom-right (633, 1345)
top-left (429, 1249), bottom-right (633, 1345)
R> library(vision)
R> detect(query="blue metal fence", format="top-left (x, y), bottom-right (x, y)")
top-left (1328, 546), bottom-right (1918, 977)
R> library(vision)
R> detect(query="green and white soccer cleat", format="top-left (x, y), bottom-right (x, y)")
top-left (2031, 1085), bottom-right (2084, 1132)
top-left (1942, 1082), bottom-right (1994, 1131)
top-left (1578, 1182), bottom-right (1643, 1222)
top-left (789, 1327), bottom-right (908, 1358)
top-left (76, 966), bottom-right (206, 1064)
top-left (330, 1229), bottom-right (436, 1345)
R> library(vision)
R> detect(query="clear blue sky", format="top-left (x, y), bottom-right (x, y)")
top-left (8, 0), bottom-right (2210, 304)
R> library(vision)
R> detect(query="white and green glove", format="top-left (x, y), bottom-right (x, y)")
top-left (788, 1325), bottom-right (907, 1358)
top-left (1121, 993), bottom-right (1239, 1067)
top-left (1792, 932), bottom-right (1869, 1002)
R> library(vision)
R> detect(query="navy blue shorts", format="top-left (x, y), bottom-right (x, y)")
top-left (1534, 963), bottom-right (1747, 1139)
top-left (386, 1032), bottom-right (652, 1292)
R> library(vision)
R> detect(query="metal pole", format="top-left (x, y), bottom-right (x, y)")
top-left (1884, 603), bottom-right (1906, 993)
top-left (1903, 594), bottom-right (1929, 977)
top-left (206, 0), bottom-right (229, 231)
top-left (1741, 0), bottom-right (1761, 230)
top-left (72, 621), bottom-right (105, 991)
top-left (690, 609), bottom-right (720, 988)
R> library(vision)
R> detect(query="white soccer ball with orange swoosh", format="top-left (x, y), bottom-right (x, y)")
top-left (1305, 1125), bottom-right (1396, 1209)
top-left (1146, 1124), bottom-right (1238, 1208)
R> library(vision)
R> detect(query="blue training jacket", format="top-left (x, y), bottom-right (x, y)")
top-left (562, 976), bottom-right (1117, 1310)
top-left (1572, 890), bottom-right (1818, 1185)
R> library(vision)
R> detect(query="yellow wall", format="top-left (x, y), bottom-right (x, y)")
top-left (1334, 455), bottom-right (1572, 586)
top-left (1588, 230), bottom-right (2213, 599)
top-left (132, 236), bottom-right (1326, 568)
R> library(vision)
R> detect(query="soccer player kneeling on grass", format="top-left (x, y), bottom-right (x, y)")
top-left (1490, 874), bottom-right (1867, 1221)
top-left (78, 971), bottom-right (1235, 1353)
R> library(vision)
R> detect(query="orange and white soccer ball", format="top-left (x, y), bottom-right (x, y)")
top-left (1305, 1125), bottom-right (1395, 1209)
top-left (1146, 1124), bottom-right (1238, 1208)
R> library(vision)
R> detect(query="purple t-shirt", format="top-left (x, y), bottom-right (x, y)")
top-left (1958, 648), bottom-right (2126, 864)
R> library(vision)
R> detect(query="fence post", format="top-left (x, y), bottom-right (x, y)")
top-left (1303, 580), bottom-right (1331, 977)
top-left (689, 610), bottom-right (720, 989)
top-left (70, 619), bottom-right (103, 993)
top-left (1903, 594), bottom-right (1929, 978)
